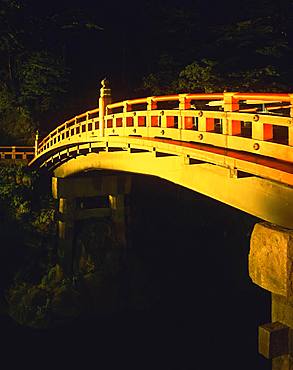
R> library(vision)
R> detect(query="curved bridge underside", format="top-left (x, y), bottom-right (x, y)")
top-left (31, 135), bottom-right (293, 229)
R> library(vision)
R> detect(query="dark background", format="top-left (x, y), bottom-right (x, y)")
top-left (21, 0), bottom-right (293, 121)
top-left (0, 1), bottom-right (280, 368)
top-left (1, 175), bottom-right (271, 370)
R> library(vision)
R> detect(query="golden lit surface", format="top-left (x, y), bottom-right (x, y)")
top-left (2, 88), bottom-right (292, 226)
top-left (4, 85), bottom-right (292, 368)
top-left (249, 223), bottom-right (293, 297)
top-left (21, 88), bottom-right (292, 229)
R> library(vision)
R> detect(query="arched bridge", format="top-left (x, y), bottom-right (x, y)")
top-left (3, 83), bottom-right (293, 364)
top-left (2, 85), bottom-right (293, 229)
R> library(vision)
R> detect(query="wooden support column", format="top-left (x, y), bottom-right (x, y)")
top-left (109, 194), bottom-right (127, 247)
top-left (52, 174), bottom-right (132, 275)
top-left (249, 222), bottom-right (293, 369)
top-left (58, 197), bottom-right (75, 275)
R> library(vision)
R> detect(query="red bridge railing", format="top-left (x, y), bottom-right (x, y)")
top-left (35, 92), bottom-right (293, 164)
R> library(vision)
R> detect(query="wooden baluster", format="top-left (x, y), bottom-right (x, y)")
top-left (252, 118), bottom-right (273, 141)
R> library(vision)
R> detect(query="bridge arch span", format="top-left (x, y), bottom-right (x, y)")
top-left (27, 86), bottom-right (292, 229)
top-left (44, 136), bottom-right (293, 229)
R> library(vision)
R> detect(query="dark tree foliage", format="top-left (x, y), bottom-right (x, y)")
top-left (0, 0), bottom-right (103, 144)
top-left (0, 0), bottom-right (68, 143)
top-left (208, 5), bottom-right (293, 91)
top-left (142, 0), bottom-right (293, 94)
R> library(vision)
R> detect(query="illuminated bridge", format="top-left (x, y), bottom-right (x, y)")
top-left (2, 81), bottom-right (293, 365)
top-left (26, 83), bottom-right (293, 229)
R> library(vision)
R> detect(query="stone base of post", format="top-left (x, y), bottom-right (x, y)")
top-left (249, 222), bottom-right (293, 369)
top-left (272, 354), bottom-right (293, 370)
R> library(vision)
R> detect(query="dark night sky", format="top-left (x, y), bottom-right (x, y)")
top-left (23, 0), bottom-right (237, 117)
top-left (19, 0), bottom-right (293, 126)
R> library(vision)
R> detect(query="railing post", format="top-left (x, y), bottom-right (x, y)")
top-left (223, 92), bottom-right (239, 112)
top-left (223, 92), bottom-right (240, 135)
top-left (147, 97), bottom-right (157, 128)
top-left (123, 101), bottom-right (132, 127)
top-left (147, 97), bottom-right (157, 111)
top-left (34, 130), bottom-right (39, 157)
top-left (99, 78), bottom-right (112, 137)
top-left (179, 94), bottom-right (191, 110)
top-left (289, 94), bottom-right (293, 146)
top-left (179, 94), bottom-right (191, 130)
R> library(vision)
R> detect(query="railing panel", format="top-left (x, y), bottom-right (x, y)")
top-left (27, 93), bottom-right (293, 166)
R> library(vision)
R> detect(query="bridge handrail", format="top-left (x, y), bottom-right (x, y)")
top-left (34, 92), bottom-right (293, 165)
top-left (0, 146), bottom-right (35, 149)
top-left (109, 93), bottom-right (292, 104)
top-left (38, 107), bottom-right (100, 149)
top-left (0, 146), bottom-right (34, 160)
top-left (234, 93), bottom-right (292, 102)
top-left (106, 93), bottom-right (292, 105)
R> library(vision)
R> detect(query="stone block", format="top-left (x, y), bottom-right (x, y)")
top-left (272, 294), bottom-right (293, 329)
top-left (249, 222), bottom-right (293, 297)
top-left (272, 355), bottom-right (293, 370)
top-left (259, 322), bottom-right (289, 359)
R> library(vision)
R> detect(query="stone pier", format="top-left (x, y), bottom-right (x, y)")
top-left (249, 222), bottom-right (293, 369)
top-left (52, 173), bottom-right (131, 275)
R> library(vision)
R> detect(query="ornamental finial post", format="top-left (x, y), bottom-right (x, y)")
top-left (99, 78), bottom-right (112, 137)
